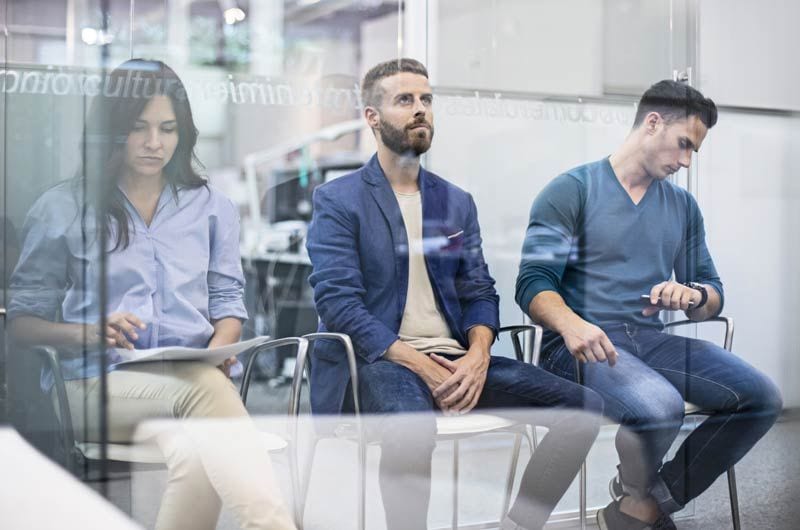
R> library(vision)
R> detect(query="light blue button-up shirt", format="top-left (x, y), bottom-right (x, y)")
top-left (8, 180), bottom-right (248, 381)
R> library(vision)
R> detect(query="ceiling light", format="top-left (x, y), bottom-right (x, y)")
top-left (223, 7), bottom-right (247, 25)
top-left (81, 28), bottom-right (98, 45)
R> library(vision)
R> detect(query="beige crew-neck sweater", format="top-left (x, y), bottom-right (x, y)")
top-left (394, 190), bottom-right (467, 356)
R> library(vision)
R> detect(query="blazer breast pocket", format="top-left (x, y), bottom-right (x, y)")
top-left (442, 229), bottom-right (465, 252)
top-left (435, 228), bottom-right (465, 273)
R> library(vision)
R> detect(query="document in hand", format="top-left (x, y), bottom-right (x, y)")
top-left (112, 336), bottom-right (273, 366)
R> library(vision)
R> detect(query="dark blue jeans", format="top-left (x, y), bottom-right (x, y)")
top-left (344, 354), bottom-right (603, 530)
top-left (541, 323), bottom-right (783, 513)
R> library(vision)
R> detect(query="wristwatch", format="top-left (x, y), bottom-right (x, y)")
top-left (683, 282), bottom-right (708, 309)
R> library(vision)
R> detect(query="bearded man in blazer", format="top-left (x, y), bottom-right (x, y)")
top-left (305, 58), bottom-right (602, 530)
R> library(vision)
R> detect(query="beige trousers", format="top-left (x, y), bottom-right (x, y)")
top-left (64, 361), bottom-right (296, 530)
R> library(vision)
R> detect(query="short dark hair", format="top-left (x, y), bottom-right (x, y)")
top-left (361, 58), bottom-right (429, 109)
top-left (633, 80), bottom-right (718, 129)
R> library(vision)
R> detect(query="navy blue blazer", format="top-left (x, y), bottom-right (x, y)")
top-left (305, 154), bottom-right (500, 414)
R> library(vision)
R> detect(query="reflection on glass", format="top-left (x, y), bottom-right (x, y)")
top-left (7, 59), bottom-right (295, 530)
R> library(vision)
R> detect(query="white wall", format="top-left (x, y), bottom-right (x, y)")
top-left (697, 110), bottom-right (800, 406)
top-left (428, 98), bottom-right (635, 350)
top-left (435, 0), bottom-right (604, 95)
top-left (699, 0), bottom-right (800, 111)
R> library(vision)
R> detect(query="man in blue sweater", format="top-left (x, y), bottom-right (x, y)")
top-left (516, 80), bottom-right (782, 530)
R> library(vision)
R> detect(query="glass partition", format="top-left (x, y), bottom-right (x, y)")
top-left (2, 2), bottom-right (795, 529)
top-left (427, 0), bottom-right (698, 522)
top-left (2, 0), bottom-right (111, 492)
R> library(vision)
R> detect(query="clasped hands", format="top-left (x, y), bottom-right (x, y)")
top-left (426, 346), bottom-right (489, 416)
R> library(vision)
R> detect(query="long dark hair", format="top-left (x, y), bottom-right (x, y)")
top-left (78, 58), bottom-right (207, 251)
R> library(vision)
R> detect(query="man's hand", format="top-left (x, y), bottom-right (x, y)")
top-left (642, 281), bottom-right (702, 316)
top-left (561, 318), bottom-right (618, 366)
top-left (102, 312), bottom-right (146, 349)
top-left (431, 345), bottom-right (489, 415)
top-left (385, 340), bottom-right (456, 408)
top-left (431, 325), bottom-right (493, 414)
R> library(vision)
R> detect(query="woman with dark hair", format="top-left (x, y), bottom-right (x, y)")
top-left (8, 59), bottom-right (296, 530)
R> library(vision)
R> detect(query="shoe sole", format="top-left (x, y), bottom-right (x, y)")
top-left (609, 477), bottom-right (618, 500)
top-left (597, 509), bottom-right (610, 530)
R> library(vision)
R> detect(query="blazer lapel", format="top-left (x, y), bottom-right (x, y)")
top-left (420, 168), bottom-right (447, 275)
top-left (362, 155), bottom-right (409, 315)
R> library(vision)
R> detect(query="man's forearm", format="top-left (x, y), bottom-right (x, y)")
top-left (528, 290), bottom-right (585, 334)
top-left (384, 339), bottom-right (430, 374)
top-left (467, 325), bottom-right (493, 354)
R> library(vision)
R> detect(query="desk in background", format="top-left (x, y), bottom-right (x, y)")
top-left (242, 249), bottom-right (316, 380)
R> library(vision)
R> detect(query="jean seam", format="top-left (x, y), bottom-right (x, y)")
top-left (650, 367), bottom-right (743, 493)
top-left (480, 382), bottom-right (576, 410)
top-left (650, 367), bottom-right (743, 409)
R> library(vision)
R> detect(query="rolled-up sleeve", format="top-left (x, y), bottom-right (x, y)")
top-left (8, 199), bottom-right (68, 321)
top-left (207, 201), bottom-right (248, 322)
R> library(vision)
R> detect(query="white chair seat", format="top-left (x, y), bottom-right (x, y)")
top-left (77, 432), bottom-right (288, 464)
top-left (77, 442), bottom-right (165, 464)
top-left (330, 414), bottom-right (520, 441)
top-left (436, 413), bottom-right (517, 437)
top-left (684, 402), bottom-right (702, 415)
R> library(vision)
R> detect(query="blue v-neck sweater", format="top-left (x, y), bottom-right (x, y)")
top-left (515, 157), bottom-right (723, 331)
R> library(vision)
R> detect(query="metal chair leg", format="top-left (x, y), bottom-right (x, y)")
top-left (296, 437), bottom-right (319, 529)
top-left (579, 461), bottom-right (587, 530)
top-left (452, 439), bottom-right (460, 530)
top-left (501, 433), bottom-right (523, 519)
top-left (358, 439), bottom-right (367, 530)
top-left (573, 358), bottom-right (588, 530)
top-left (288, 439), bottom-right (302, 528)
top-left (727, 466), bottom-right (741, 530)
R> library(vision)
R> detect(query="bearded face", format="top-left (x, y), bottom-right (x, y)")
top-left (378, 114), bottom-right (434, 157)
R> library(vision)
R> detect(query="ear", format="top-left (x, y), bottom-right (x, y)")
top-left (644, 111), bottom-right (662, 134)
top-left (364, 106), bottom-right (381, 129)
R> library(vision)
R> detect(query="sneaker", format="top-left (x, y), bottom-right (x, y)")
top-left (596, 498), bottom-right (677, 530)
top-left (609, 474), bottom-right (624, 501)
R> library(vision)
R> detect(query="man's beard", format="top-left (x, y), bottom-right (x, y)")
top-left (379, 118), bottom-right (434, 156)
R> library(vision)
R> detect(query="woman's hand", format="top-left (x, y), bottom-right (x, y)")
top-left (219, 356), bottom-right (240, 377)
top-left (102, 312), bottom-right (146, 349)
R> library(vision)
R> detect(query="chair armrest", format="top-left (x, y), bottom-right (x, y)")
top-left (240, 337), bottom-right (309, 409)
top-left (300, 333), bottom-right (360, 416)
top-left (498, 324), bottom-right (543, 365)
top-left (663, 316), bottom-right (734, 352)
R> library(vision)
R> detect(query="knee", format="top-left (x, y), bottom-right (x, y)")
top-left (158, 430), bottom-right (206, 479)
top-left (624, 385), bottom-right (685, 430)
top-left (742, 374), bottom-right (783, 421)
top-left (583, 387), bottom-right (605, 417)
top-left (175, 363), bottom-right (246, 418)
